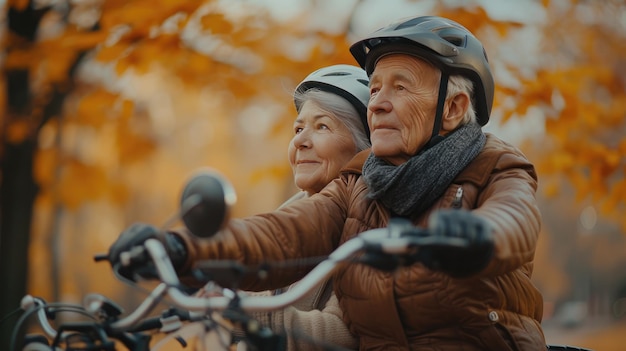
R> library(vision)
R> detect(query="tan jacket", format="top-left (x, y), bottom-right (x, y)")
top-left (180, 134), bottom-right (545, 351)
top-left (244, 192), bottom-right (358, 351)
top-left (241, 281), bottom-right (357, 351)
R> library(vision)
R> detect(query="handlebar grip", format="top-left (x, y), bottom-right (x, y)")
top-left (93, 253), bottom-right (109, 262)
top-left (127, 316), bottom-right (164, 332)
top-left (120, 246), bottom-right (149, 267)
top-left (407, 235), bottom-right (471, 249)
top-left (127, 308), bottom-right (192, 333)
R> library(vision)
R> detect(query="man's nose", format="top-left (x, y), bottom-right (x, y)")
top-left (368, 90), bottom-right (392, 114)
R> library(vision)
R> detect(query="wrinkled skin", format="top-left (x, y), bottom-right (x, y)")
top-left (288, 100), bottom-right (358, 195)
top-left (368, 54), bottom-right (468, 166)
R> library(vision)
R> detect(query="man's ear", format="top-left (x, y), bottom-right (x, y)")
top-left (442, 92), bottom-right (470, 132)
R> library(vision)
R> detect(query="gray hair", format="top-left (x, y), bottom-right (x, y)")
top-left (447, 74), bottom-right (477, 125)
top-left (293, 88), bottom-right (371, 152)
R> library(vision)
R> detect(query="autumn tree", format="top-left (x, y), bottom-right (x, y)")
top-left (1, 0), bottom-right (100, 345)
top-left (525, 0), bottom-right (626, 322)
top-left (499, 0), bottom-right (626, 230)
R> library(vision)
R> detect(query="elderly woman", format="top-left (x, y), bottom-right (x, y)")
top-left (284, 64), bottom-right (370, 203)
top-left (245, 64), bottom-right (370, 350)
top-left (109, 16), bottom-right (546, 351)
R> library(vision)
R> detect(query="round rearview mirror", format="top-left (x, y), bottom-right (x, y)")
top-left (180, 169), bottom-right (237, 238)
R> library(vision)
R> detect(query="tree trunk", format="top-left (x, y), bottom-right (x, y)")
top-left (0, 137), bottom-right (38, 349)
top-left (0, 3), bottom-right (50, 348)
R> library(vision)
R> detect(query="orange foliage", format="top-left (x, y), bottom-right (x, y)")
top-left (200, 13), bottom-right (234, 34)
top-left (5, 119), bottom-right (31, 143)
top-left (496, 2), bottom-right (626, 230)
top-left (33, 147), bottom-right (58, 188)
top-left (56, 160), bottom-right (109, 209)
top-left (438, 6), bottom-right (523, 36)
top-left (74, 89), bottom-right (119, 127)
top-left (116, 120), bottom-right (157, 165)
top-left (4, 0), bottom-right (625, 329)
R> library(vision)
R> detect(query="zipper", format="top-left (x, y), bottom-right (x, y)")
top-left (451, 186), bottom-right (463, 209)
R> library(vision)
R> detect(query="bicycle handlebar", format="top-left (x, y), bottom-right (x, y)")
top-left (108, 223), bottom-right (468, 330)
top-left (24, 221), bottom-right (469, 342)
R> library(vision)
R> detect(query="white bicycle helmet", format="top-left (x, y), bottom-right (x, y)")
top-left (294, 64), bottom-right (370, 138)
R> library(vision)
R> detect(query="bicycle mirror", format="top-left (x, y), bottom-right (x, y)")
top-left (180, 168), bottom-right (237, 238)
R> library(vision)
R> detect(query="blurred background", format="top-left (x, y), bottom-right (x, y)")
top-left (1, 0), bottom-right (625, 349)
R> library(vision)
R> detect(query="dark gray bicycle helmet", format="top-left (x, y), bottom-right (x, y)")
top-left (294, 64), bottom-right (370, 138)
top-left (350, 15), bottom-right (494, 128)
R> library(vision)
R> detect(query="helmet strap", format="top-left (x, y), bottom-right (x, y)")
top-left (423, 73), bottom-right (448, 151)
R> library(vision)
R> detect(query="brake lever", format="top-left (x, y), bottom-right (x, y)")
top-left (94, 253), bottom-right (109, 262)
top-left (94, 245), bottom-right (150, 266)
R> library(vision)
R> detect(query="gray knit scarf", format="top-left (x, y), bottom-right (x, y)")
top-left (362, 122), bottom-right (486, 218)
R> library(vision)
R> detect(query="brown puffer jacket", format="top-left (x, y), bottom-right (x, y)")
top-left (179, 133), bottom-right (545, 351)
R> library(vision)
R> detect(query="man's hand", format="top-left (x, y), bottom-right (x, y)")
top-left (420, 209), bottom-right (494, 278)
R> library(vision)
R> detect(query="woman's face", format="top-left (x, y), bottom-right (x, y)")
top-left (367, 54), bottom-right (440, 165)
top-left (288, 100), bottom-right (358, 195)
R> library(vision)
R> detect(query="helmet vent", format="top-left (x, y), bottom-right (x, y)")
top-left (395, 17), bottom-right (425, 30)
top-left (443, 36), bottom-right (464, 47)
top-left (357, 79), bottom-right (369, 87)
top-left (323, 72), bottom-right (350, 77)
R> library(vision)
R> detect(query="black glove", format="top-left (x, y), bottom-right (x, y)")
top-left (419, 209), bottom-right (494, 278)
top-left (108, 223), bottom-right (188, 281)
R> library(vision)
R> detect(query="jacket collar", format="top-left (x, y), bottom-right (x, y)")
top-left (340, 134), bottom-right (536, 189)
top-left (341, 149), bottom-right (371, 175)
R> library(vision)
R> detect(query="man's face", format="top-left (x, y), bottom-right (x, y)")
top-left (367, 54), bottom-right (441, 165)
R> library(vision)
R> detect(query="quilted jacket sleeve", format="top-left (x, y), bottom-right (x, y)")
top-left (473, 144), bottom-right (542, 277)
top-left (176, 177), bottom-right (351, 291)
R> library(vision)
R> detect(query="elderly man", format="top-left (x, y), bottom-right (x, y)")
top-left (109, 15), bottom-right (546, 350)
